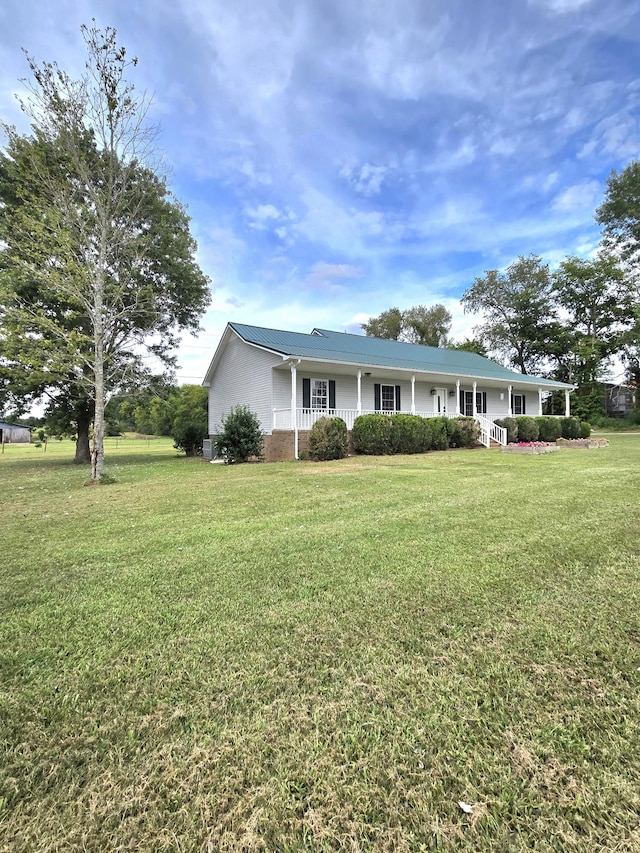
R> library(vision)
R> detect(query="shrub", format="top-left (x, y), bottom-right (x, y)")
top-left (448, 417), bottom-right (480, 448)
top-left (535, 416), bottom-right (562, 442)
top-left (389, 414), bottom-right (430, 454)
top-left (352, 414), bottom-right (393, 455)
top-left (561, 416), bottom-right (581, 439)
top-left (308, 417), bottom-right (349, 460)
top-left (516, 416), bottom-right (539, 443)
top-left (424, 417), bottom-right (449, 451)
top-left (171, 385), bottom-right (209, 456)
top-left (495, 417), bottom-right (518, 443)
top-left (581, 421), bottom-right (591, 438)
top-left (214, 405), bottom-right (263, 463)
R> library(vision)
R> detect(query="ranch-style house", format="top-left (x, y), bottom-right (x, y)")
top-left (203, 323), bottom-right (575, 461)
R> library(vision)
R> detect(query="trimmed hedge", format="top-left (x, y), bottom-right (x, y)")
top-left (308, 417), bottom-right (349, 460)
top-left (561, 416), bottom-right (582, 439)
top-left (580, 421), bottom-right (591, 438)
top-left (425, 417), bottom-right (449, 451)
top-left (448, 417), bottom-right (481, 448)
top-left (495, 417), bottom-right (518, 443)
top-left (389, 414), bottom-right (430, 454)
top-left (535, 416), bottom-right (562, 442)
top-left (351, 414), bottom-right (393, 455)
top-left (516, 416), bottom-right (539, 442)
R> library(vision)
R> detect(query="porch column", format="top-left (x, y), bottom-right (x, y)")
top-left (456, 379), bottom-right (460, 415)
top-left (411, 375), bottom-right (416, 413)
top-left (508, 385), bottom-right (513, 417)
top-left (538, 388), bottom-right (543, 416)
top-left (565, 388), bottom-right (571, 417)
top-left (472, 380), bottom-right (477, 414)
top-left (357, 370), bottom-right (362, 414)
top-left (290, 360), bottom-right (299, 459)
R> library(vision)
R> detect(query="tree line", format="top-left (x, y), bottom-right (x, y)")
top-left (363, 165), bottom-right (640, 421)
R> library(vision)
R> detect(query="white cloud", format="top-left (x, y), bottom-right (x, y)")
top-left (551, 181), bottom-right (601, 214)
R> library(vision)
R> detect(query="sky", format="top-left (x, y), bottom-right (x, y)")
top-left (1, 0), bottom-right (639, 385)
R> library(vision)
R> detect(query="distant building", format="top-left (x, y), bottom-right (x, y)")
top-left (0, 420), bottom-right (32, 443)
top-left (604, 384), bottom-right (637, 418)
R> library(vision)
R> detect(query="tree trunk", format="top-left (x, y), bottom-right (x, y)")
top-left (74, 405), bottom-right (91, 464)
top-left (90, 266), bottom-right (106, 482)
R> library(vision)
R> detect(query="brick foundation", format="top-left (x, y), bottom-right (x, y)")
top-left (262, 430), bottom-right (311, 462)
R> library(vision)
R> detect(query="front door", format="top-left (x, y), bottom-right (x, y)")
top-left (433, 388), bottom-right (447, 415)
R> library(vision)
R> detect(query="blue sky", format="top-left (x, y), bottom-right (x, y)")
top-left (1, 0), bottom-right (639, 384)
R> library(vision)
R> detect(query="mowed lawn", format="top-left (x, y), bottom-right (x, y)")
top-left (1, 437), bottom-right (639, 852)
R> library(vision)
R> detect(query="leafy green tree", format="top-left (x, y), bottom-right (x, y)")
top-left (170, 385), bottom-right (208, 456)
top-left (402, 304), bottom-right (452, 347)
top-left (0, 24), bottom-right (210, 480)
top-left (461, 254), bottom-right (559, 374)
top-left (361, 304), bottom-right (452, 347)
top-left (552, 255), bottom-right (632, 419)
top-left (596, 160), bottom-right (640, 262)
top-left (361, 307), bottom-right (403, 340)
top-left (448, 338), bottom-right (489, 357)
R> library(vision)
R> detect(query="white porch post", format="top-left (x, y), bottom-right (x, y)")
top-left (508, 385), bottom-right (513, 416)
top-left (538, 388), bottom-right (543, 416)
top-left (411, 375), bottom-right (416, 413)
top-left (456, 379), bottom-right (460, 415)
top-left (472, 380), bottom-right (477, 414)
top-left (565, 388), bottom-right (571, 417)
top-left (290, 360), bottom-right (299, 459)
top-left (357, 370), bottom-right (362, 414)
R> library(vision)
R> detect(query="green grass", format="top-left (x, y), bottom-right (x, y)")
top-left (1, 438), bottom-right (640, 851)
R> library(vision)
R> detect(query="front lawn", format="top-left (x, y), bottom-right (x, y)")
top-left (1, 438), bottom-right (639, 851)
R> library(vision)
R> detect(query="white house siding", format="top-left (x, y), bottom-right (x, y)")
top-left (208, 335), bottom-right (282, 435)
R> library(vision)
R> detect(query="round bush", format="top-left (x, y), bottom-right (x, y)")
top-left (389, 414), bottom-right (430, 454)
top-left (580, 421), bottom-right (591, 438)
top-left (308, 417), bottom-right (349, 460)
top-left (561, 416), bottom-right (582, 439)
top-left (535, 416), bottom-right (561, 442)
top-left (448, 417), bottom-right (480, 448)
top-left (495, 417), bottom-right (518, 443)
top-left (352, 414), bottom-right (393, 455)
top-left (516, 416), bottom-right (539, 443)
top-left (424, 417), bottom-right (449, 451)
top-left (214, 405), bottom-right (263, 463)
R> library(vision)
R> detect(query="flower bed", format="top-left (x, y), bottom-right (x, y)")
top-left (501, 441), bottom-right (559, 454)
top-left (556, 437), bottom-right (609, 449)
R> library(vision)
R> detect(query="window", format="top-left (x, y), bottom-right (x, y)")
top-left (460, 390), bottom-right (486, 416)
top-left (381, 385), bottom-right (396, 411)
top-left (512, 394), bottom-right (525, 415)
top-left (311, 379), bottom-right (327, 409)
top-left (374, 383), bottom-right (401, 412)
top-left (302, 378), bottom-right (336, 410)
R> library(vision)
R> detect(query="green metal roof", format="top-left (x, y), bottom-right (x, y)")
top-left (228, 322), bottom-right (573, 388)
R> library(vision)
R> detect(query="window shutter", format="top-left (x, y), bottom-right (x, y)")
top-left (374, 383), bottom-right (381, 411)
top-left (329, 380), bottom-right (336, 409)
top-left (459, 388), bottom-right (464, 413)
top-left (395, 385), bottom-right (401, 411)
top-left (510, 393), bottom-right (513, 413)
top-left (482, 392), bottom-right (487, 414)
top-left (302, 378), bottom-right (310, 409)
top-left (522, 394), bottom-right (526, 415)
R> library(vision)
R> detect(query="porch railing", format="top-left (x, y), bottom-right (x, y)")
top-left (272, 408), bottom-right (507, 446)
